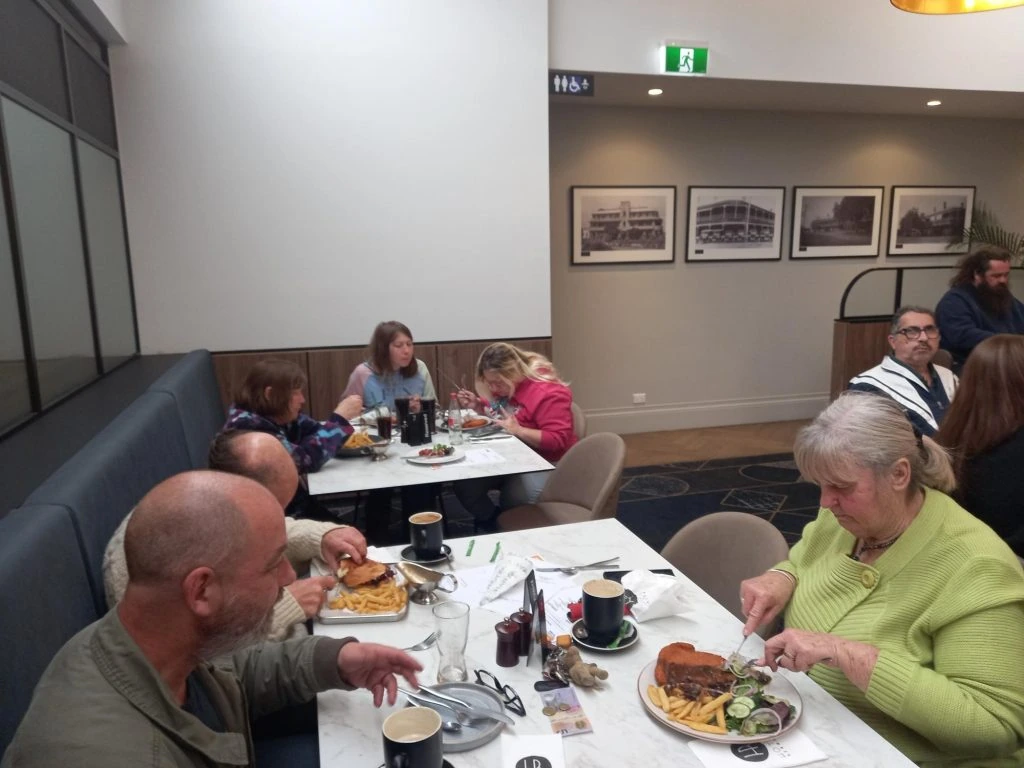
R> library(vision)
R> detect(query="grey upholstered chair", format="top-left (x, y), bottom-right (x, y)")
top-left (660, 512), bottom-right (790, 634)
top-left (570, 402), bottom-right (588, 439)
top-left (497, 432), bottom-right (626, 531)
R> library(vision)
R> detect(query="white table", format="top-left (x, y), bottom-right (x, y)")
top-left (307, 437), bottom-right (553, 495)
top-left (315, 519), bottom-right (915, 767)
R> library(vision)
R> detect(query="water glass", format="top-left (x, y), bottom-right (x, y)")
top-left (433, 601), bottom-right (470, 683)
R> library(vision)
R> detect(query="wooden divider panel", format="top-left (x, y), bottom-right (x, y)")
top-left (830, 320), bottom-right (890, 401)
top-left (211, 351), bottom-right (310, 412)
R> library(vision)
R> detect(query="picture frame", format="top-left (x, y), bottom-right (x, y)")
top-left (887, 185), bottom-right (975, 256)
top-left (571, 186), bottom-right (676, 265)
top-left (685, 186), bottom-right (785, 262)
top-left (790, 186), bottom-right (884, 260)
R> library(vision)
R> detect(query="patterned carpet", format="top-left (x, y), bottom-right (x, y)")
top-left (615, 452), bottom-right (821, 554)
top-left (332, 452), bottom-right (821, 550)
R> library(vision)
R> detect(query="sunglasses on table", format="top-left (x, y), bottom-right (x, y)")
top-left (473, 668), bottom-right (526, 716)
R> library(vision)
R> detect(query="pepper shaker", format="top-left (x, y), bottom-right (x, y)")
top-left (495, 618), bottom-right (519, 667)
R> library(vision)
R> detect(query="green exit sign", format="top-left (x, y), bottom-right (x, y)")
top-left (662, 44), bottom-right (709, 76)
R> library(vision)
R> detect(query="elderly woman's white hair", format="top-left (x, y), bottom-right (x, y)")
top-left (795, 392), bottom-right (956, 493)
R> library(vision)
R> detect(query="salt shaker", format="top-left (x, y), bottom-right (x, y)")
top-left (495, 618), bottom-right (519, 668)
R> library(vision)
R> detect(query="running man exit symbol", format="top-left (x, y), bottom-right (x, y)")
top-left (661, 44), bottom-right (709, 76)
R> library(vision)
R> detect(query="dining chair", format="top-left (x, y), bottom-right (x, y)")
top-left (570, 402), bottom-right (588, 439)
top-left (932, 348), bottom-right (954, 369)
top-left (497, 432), bottom-right (626, 532)
top-left (660, 511), bottom-right (790, 635)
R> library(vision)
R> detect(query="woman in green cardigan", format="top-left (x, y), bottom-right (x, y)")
top-left (741, 392), bottom-right (1024, 766)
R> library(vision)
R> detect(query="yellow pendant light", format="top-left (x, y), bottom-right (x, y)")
top-left (892, 0), bottom-right (1024, 12)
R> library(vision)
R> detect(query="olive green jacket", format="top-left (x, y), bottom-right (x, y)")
top-left (2, 610), bottom-right (352, 767)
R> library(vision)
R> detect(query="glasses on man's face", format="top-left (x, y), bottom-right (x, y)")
top-left (895, 325), bottom-right (940, 341)
top-left (473, 669), bottom-right (526, 716)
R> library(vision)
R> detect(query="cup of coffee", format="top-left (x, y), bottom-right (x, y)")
top-left (582, 579), bottom-right (625, 645)
top-left (409, 511), bottom-right (444, 560)
top-left (381, 706), bottom-right (443, 768)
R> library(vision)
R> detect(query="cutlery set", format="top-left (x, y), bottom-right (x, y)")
top-left (398, 685), bottom-right (516, 730)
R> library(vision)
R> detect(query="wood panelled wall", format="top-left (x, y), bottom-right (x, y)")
top-left (212, 339), bottom-right (553, 421)
top-left (830, 320), bottom-right (890, 401)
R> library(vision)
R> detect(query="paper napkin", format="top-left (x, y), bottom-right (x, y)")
top-left (687, 730), bottom-right (827, 768)
top-left (501, 734), bottom-right (566, 768)
top-left (622, 570), bottom-right (688, 622)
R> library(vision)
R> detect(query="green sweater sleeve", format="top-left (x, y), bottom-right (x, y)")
top-left (866, 584), bottom-right (1024, 756)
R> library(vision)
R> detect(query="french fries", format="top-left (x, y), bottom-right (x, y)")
top-left (645, 684), bottom-right (729, 735)
top-left (343, 432), bottom-right (377, 449)
top-left (327, 582), bottom-right (407, 614)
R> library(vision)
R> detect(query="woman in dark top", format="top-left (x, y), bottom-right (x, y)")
top-left (937, 334), bottom-right (1024, 558)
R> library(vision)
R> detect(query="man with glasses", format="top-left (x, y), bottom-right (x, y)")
top-left (936, 247), bottom-right (1024, 370)
top-left (849, 306), bottom-right (958, 436)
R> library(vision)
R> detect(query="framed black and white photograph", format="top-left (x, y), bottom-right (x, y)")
top-left (685, 186), bottom-right (785, 262)
top-left (887, 185), bottom-right (975, 256)
top-left (571, 186), bottom-right (676, 265)
top-left (790, 187), bottom-right (884, 259)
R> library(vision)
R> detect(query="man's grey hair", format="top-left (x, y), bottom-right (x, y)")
top-left (890, 306), bottom-right (936, 336)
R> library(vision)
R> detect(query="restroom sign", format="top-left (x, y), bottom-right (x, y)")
top-left (549, 72), bottom-right (595, 96)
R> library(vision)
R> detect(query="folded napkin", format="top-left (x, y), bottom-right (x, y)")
top-left (481, 554), bottom-right (535, 605)
top-left (622, 570), bottom-right (688, 622)
top-left (687, 729), bottom-right (827, 768)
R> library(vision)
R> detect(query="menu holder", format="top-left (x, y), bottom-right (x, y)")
top-left (523, 571), bottom-right (538, 665)
top-left (533, 589), bottom-right (549, 665)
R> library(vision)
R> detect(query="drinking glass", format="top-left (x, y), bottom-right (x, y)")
top-left (433, 601), bottom-right (470, 683)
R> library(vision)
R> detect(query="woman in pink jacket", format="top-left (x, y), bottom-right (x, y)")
top-left (454, 343), bottom-right (577, 530)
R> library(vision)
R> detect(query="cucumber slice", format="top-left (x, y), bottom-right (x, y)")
top-left (727, 702), bottom-right (752, 719)
top-left (732, 696), bottom-right (756, 710)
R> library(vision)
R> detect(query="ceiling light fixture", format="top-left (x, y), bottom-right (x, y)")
top-left (892, 0), bottom-right (1024, 13)
top-left (648, 88), bottom-right (664, 96)
top-left (926, 100), bottom-right (942, 106)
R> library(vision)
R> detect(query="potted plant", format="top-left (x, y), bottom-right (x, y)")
top-left (949, 203), bottom-right (1024, 265)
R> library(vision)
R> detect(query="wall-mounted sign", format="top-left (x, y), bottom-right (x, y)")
top-left (550, 72), bottom-right (595, 96)
top-left (661, 44), bottom-right (709, 76)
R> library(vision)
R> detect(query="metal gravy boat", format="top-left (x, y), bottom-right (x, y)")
top-left (396, 562), bottom-right (458, 605)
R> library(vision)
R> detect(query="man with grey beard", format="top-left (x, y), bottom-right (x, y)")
top-left (936, 247), bottom-right (1024, 371)
top-left (2, 471), bottom-right (421, 768)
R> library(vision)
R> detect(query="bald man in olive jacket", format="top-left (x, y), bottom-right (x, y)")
top-left (2, 472), bottom-right (420, 768)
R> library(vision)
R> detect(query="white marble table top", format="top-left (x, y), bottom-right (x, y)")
top-left (316, 519), bottom-right (915, 768)
top-left (307, 436), bottom-right (553, 495)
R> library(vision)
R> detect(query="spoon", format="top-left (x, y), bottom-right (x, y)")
top-left (442, 720), bottom-right (462, 733)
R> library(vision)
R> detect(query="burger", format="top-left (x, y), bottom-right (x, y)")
top-left (337, 559), bottom-right (395, 589)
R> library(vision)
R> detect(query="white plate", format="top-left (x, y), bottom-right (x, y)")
top-left (636, 659), bottom-right (802, 744)
top-left (403, 446), bottom-right (465, 465)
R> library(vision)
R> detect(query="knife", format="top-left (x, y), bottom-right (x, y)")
top-left (399, 687), bottom-right (516, 726)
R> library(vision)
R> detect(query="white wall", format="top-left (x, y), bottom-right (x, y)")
top-left (111, 0), bottom-right (551, 353)
top-left (550, 0), bottom-right (1024, 92)
top-left (67, 0), bottom-right (126, 44)
top-left (550, 105), bottom-right (1024, 434)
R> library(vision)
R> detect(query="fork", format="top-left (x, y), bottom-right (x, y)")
top-left (401, 631), bottom-right (438, 652)
top-left (534, 557), bottom-right (619, 575)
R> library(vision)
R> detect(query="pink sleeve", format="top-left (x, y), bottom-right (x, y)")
top-left (532, 386), bottom-right (576, 458)
top-left (342, 363), bottom-right (371, 399)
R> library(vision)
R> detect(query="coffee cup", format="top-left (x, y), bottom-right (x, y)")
top-left (582, 578), bottom-right (625, 644)
top-left (409, 511), bottom-right (444, 560)
top-left (382, 707), bottom-right (443, 768)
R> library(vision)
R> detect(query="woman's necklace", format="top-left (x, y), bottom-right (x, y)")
top-left (851, 531), bottom-right (902, 562)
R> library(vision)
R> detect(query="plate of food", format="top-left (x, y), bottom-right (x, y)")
top-left (437, 412), bottom-right (501, 435)
top-left (637, 642), bottom-right (801, 744)
top-left (317, 558), bottom-right (409, 623)
top-left (336, 431), bottom-right (390, 458)
top-left (403, 444), bottom-right (465, 465)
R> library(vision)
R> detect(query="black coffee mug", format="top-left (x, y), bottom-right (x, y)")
top-left (382, 707), bottom-right (443, 768)
top-left (582, 578), bottom-right (625, 644)
top-left (409, 511), bottom-right (444, 560)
